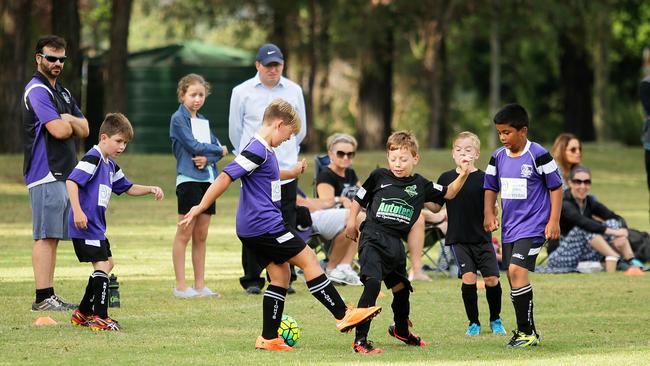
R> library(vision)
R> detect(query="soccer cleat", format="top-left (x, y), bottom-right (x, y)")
top-left (70, 308), bottom-right (92, 327)
top-left (506, 330), bottom-right (540, 348)
top-left (255, 336), bottom-right (294, 351)
top-left (88, 316), bottom-right (121, 331)
top-left (336, 306), bottom-right (382, 333)
top-left (465, 323), bottom-right (481, 336)
top-left (31, 295), bottom-right (68, 311)
top-left (388, 322), bottom-right (427, 346)
top-left (352, 339), bottom-right (384, 354)
top-left (52, 295), bottom-right (78, 310)
top-left (490, 318), bottom-right (507, 335)
top-left (246, 286), bottom-right (262, 295)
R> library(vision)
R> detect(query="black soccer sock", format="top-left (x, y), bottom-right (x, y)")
top-left (79, 276), bottom-right (94, 315)
top-left (35, 287), bottom-right (54, 303)
top-left (306, 274), bottom-right (347, 320)
top-left (391, 286), bottom-right (411, 336)
top-left (92, 270), bottom-right (109, 318)
top-left (485, 281), bottom-right (502, 322)
top-left (354, 277), bottom-right (381, 342)
top-left (262, 285), bottom-right (287, 340)
top-left (511, 284), bottom-right (534, 335)
top-left (461, 283), bottom-right (480, 325)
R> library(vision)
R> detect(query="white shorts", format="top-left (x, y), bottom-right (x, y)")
top-left (310, 208), bottom-right (348, 240)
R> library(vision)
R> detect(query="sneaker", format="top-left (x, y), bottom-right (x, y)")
top-left (32, 295), bottom-right (67, 311)
top-left (255, 336), bottom-right (294, 351)
top-left (465, 323), bottom-right (481, 336)
top-left (336, 306), bottom-right (382, 333)
top-left (353, 338), bottom-right (384, 354)
top-left (490, 318), bottom-right (507, 335)
top-left (629, 258), bottom-right (645, 268)
top-left (287, 285), bottom-right (296, 294)
top-left (70, 308), bottom-right (92, 327)
top-left (173, 287), bottom-right (199, 298)
top-left (506, 330), bottom-right (540, 348)
top-left (388, 323), bottom-right (427, 346)
top-left (340, 267), bottom-right (363, 286)
top-left (246, 286), bottom-right (262, 295)
top-left (325, 268), bottom-right (348, 285)
top-left (88, 316), bottom-right (121, 331)
top-left (195, 286), bottom-right (221, 298)
top-left (52, 295), bottom-right (78, 310)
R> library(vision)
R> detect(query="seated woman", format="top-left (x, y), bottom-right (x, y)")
top-left (551, 133), bottom-right (582, 189)
top-left (546, 166), bottom-right (644, 272)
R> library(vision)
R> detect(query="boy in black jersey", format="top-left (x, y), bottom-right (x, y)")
top-left (344, 131), bottom-right (471, 354)
top-left (430, 132), bottom-right (506, 337)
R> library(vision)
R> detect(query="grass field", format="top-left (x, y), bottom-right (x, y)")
top-left (1, 143), bottom-right (649, 365)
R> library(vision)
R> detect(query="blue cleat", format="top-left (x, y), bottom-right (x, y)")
top-left (465, 323), bottom-right (480, 336)
top-left (490, 318), bottom-right (507, 335)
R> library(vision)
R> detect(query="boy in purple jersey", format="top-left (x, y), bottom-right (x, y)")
top-left (483, 104), bottom-right (563, 348)
top-left (67, 113), bottom-right (164, 331)
top-left (180, 99), bottom-right (381, 352)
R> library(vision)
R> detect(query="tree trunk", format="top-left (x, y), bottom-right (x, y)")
top-left (0, 0), bottom-right (32, 153)
top-left (52, 0), bottom-right (81, 105)
top-left (303, 0), bottom-right (318, 152)
top-left (592, 9), bottom-right (610, 142)
top-left (488, 0), bottom-right (500, 151)
top-left (559, 30), bottom-right (594, 141)
top-left (104, 0), bottom-right (132, 115)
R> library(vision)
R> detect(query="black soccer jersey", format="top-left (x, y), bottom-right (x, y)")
top-left (435, 169), bottom-right (491, 245)
top-left (316, 166), bottom-right (358, 197)
top-left (355, 168), bottom-right (447, 238)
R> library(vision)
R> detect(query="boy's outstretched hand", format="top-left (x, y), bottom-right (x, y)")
top-left (544, 221), bottom-right (560, 240)
top-left (294, 158), bottom-right (307, 176)
top-left (150, 186), bottom-right (164, 200)
top-left (344, 221), bottom-right (358, 242)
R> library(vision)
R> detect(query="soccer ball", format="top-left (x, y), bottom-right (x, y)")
top-left (277, 314), bottom-right (301, 346)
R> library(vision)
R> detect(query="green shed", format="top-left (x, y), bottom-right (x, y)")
top-left (85, 41), bottom-right (254, 153)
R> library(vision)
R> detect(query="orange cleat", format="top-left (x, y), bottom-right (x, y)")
top-left (255, 336), bottom-right (294, 351)
top-left (336, 306), bottom-right (382, 333)
top-left (353, 339), bottom-right (384, 354)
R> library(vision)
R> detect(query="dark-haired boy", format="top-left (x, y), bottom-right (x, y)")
top-left (67, 113), bottom-right (164, 331)
top-left (483, 103), bottom-right (563, 348)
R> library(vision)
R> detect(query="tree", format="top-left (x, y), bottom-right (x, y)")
top-left (52, 0), bottom-right (82, 104)
top-left (104, 0), bottom-right (132, 114)
top-left (0, 0), bottom-right (32, 153)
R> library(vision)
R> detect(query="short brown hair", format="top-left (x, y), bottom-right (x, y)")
top-left (35, 35), bottom-right (66, 54)
top-left (263, 99), bottom-right (301, 134)
top-left (99, 113), bottom-right (134, 141)
top-left (176, 74), bottom-right (211, 103)
top-left (386, 130), bottom-right (419, 157)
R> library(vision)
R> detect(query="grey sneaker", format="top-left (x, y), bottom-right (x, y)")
top-left (52, 295), bottom-right (78, 310)
top-left (173, 287), bottom-right (199, 298)
top-left (325, 268), bottom-right (347, 285)
top-left (195, 286), bottom-right (221, 298)
top-left (32, 295), bottom-right (67, 311)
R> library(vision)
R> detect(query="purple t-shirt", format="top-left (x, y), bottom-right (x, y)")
top-left (67, 147), bottom-right (133, 240)
top-left (223, 135), bottom-right (285, 237)
top-left (484, 140), bottom-right (562, 244)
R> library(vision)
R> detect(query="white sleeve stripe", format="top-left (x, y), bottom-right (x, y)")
top-left (76, 161), bottom-right (97, 175)
top-left (539, 160), bottom-right (558, 175)
top-left (24, 84), bottom-right (54, 110)
top-left (112, 169), bottom-right (125, 182)
top-left (234, 154), bottom-right (259, 172)
top-left (485, 165), bottom-right (497, 176)
top-left (433, 183), bottom-right (444, 191)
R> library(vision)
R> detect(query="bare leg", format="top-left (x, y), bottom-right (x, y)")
top-left (288, 246), bottom-right (324, 281)
top-left (173, 215), bottom-right (194, 290)
top-left (33, 238), bottom-right (58, 289)
top-left (611, 236), bottom-right (635, 260)
top-left (191, 214), bottom-right (211, 290)
top-left (326, 232), bottom-right (348, 270)
top-left (407, 214), bottom-right (429, 280)
top-left (588, 235), bottom-right (619, 273)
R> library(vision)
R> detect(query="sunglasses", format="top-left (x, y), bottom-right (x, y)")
top-left (571, 178), bottom-right (591, 185)
top-left (39, 53), bottom-right (67, 63)
top-left (567, 147), bottom-right (581, 153)
top-left (335, 151), bottom-right (355, 159)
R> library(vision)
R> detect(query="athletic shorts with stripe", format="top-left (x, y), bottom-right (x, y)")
top-left (502, 238), bottom-right (542, 272)
top-left (450, 241), bottom-right (500, 278)
top-left (72, 238), bottom-right (112, 262)
top-left (358, 228), bottom-right (411, 290)
top-left (238, 228), bottom-right (306, 268)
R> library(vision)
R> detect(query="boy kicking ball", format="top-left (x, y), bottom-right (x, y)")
top-left (180, 99), bottom-right (381, 351)
top-left (67, 113), bottom-right (164, 331)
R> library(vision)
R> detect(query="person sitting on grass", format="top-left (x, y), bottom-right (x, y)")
top-left (179, 99), bottom-right (381, 351)
top-left (345, 130), bottom-right (470, 354)
top-left (67, 113), bottom-right (164, 331)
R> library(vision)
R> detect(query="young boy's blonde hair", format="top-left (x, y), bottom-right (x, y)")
top-left (386, 130), bottom-right (419, 157)
top-left (263, 99), bottom-right (301, 134)
top-left (454, 131), bottom-right (481, 151)
top-left (176, 73), bottom-right (211, 103)
top-left (99, 113), bottom-right (134, 141)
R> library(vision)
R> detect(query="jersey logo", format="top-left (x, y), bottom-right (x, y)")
top-left (404, 184), bottom-right (417, 197)
top-left (380, 184), bottom-right (392, 189)
top-left (62, 90), bottom-right (71, 104)
top-left (520, 164), bottom-right (533, 178)
top-left (376, 198), bottom-right (414, 224)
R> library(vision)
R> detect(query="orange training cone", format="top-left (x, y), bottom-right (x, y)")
top-left (624, 267), bottom-right (645, 276)
top-left (33, 316), bottom-right (58, 326)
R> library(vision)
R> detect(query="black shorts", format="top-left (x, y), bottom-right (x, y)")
top-left (238, 229), bottom-right (306, 268)
top-left (358, 229), bottom-right (411, 290)
top-left (450, 242), bottom-right (500, 278)
top-left (72, 238), bottom-right (112, 263)
top-left (502, 238), bottom-right (543, 272)
top-left (176, 182), bottom-right (216, 215)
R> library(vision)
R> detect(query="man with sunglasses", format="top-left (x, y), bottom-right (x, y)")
top-left (23, 35), bottom-right (89, 311)
top-left (229, 43), bottom-right (307, 295)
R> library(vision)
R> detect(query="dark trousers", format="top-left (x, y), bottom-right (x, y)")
top-left (239, 179), bottom-right (298, 290)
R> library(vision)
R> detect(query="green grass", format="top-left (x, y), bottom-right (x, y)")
top-left (1, 143), bottom-right (649, 365)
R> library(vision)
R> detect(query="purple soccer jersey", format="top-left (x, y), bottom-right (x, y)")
top-left (67, 147), bottom-right (133, 240)
top-left (223, 135), bottom-right (285, 237)
top-left (484, 140), bottom-right (562, 244)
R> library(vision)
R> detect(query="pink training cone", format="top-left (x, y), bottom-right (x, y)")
top-left (33, 316), bottom-right (58, 326)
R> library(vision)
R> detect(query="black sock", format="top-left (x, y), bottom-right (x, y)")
top-left (92, 271), bottom-right (109, 318)
top-left (79, 276), bottom-right (94, 315)
top-left (262, 285), bottom-right (287, 340)
top-left (306, 274), bottom-right (346, 319)
top-left (35, 287), bottom-right (54, 303)
top-left (511, 284), bottom-right (534, 335)
top-left (485, 281), bottom-right (502, 322)
top-left (461, 283), bottom-right (479, 325)
top-left (354, 277), bottom-right (381, 342)
top-left (391, 286), bottom-right (411, 336)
